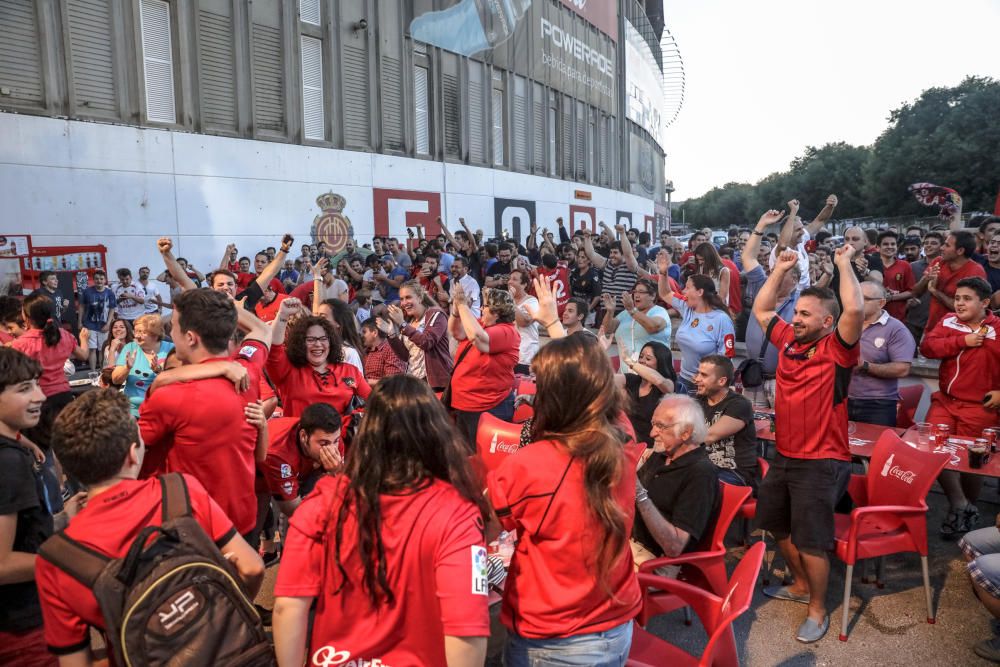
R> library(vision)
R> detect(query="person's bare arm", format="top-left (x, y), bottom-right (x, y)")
top-left (805, 194), bottom-right (838, 236)
top-left (864, 361), bottom-right (911, 378)
top-left (157, 238), bottom-right (197, 291)
top-left (72, 329), bottom-right (90, 361)
top-left (523, 276), bottom-right (567, 339)
top-left (742, 210), bottom-right (784, 273)
top-left (753, 250), bottom-right (798, 332)
top-left (600, 293), bottom-right (621, 334)
top-left (0, 513), bottom-right (36, 585)
top-left (149, 360), bottom-right (250, 395)
top-left (776, 199), bottom-right (800, 252)
top-left (253, 234), bottom-right (294, 292)
top-left (310, 259), bottom-right (328, 315)
top-left (619, 347), bottom-right (673, 392)
top-left (719, 267), bottom-right (731, 306)
top-left (236, 301), bottom-right (273, 350)
top-left (219, 243), bottom-right (236, 271)
top-left (273, 596), bottom-right (312, 667)
top-left (56, 649), bottom-right (93, 667)
top-left (948, 200), bottom-right (965, 232)
top-left (218, 532), bottom-right (265, 597)
top-left (525, 222), bottom-right (538, 252)
top-left (834, 245), bottom-right (864, 346)
top-left (444, 636), bottom-right (487, 667)
top-left (704, 415), bottom-right (748, 445)
top-left (582, 233), bottom-right (607, 269)
top-left (244, 400), bottom-right (269, 464)
top-left (270, 297), bottom-right (304, 346)
top-left (635, 489), bottom-right (689, 558)
top-left (452, 284), bottom-right (490, 352)
top-left (617, 224), bottom-right (640, 273)
top-left (458, 218), bottom-right (479, 252)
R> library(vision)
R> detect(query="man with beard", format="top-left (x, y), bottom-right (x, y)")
top-left (449, 256), bottom-right (480, 318)
top-left (752, 245), bottom-right (863, 644)
top-left (485, 242), bottom-right (515, 290)
top-left (975, 230), bottom-right (1000, 305)
top-left (826, 226), bottom-right (883, 299)
top-left (901, 236), bottom-right (922, 264)
top-left (912, 230), bottom-right (987, 336)
top-left (693, 355), bottom-right (758, 493)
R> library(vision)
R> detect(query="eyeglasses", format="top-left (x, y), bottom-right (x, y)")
top-left (305, 336), bottom-right (329, 345)
top-left (632, 290), bottom-right (653, 296)
top-left (650, 421), bottom-right (678, 431)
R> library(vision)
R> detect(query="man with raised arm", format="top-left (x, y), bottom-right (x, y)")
top-left (752, 245), bottom-right (863, 644)
top-left (772, 195), bottom-right (838, 290)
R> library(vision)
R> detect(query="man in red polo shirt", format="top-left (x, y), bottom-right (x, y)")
top-left (752, 245), bottom-right (863, 643)
top-left (38, 389), bottom-right (264, 664)
top-left (263, 403), bottom-right (343, 517)
top-left (912, 230), bottom-right (987, 335)
top-left (879, 230), bottom-right (915, 321)
top-left (138, 288), bottom-right (272, 539)
top-left (921, 277), bottom-right (1000, 538)
top-left (254, 278), bottom-right (288, 322)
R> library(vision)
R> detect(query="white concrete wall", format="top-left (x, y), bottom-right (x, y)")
top-left (1, 113), bottom-right (654, 274)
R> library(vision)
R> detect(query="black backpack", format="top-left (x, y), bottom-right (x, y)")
top-left (38, 473), bottom-right (274, 667)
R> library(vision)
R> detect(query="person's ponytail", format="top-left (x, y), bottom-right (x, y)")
top-left (22, 294), bottom-right (63, 347)
top-left (689, 274), bottom-right (731, 319)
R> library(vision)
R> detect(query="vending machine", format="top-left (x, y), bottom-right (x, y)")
top-left (17, 238), bottom-right (109, 314)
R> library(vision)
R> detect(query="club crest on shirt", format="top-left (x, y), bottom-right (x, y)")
top-left (691, 318), bottom-right (699, 328)
top-left (471, 546), bottom-right (489, 596)
top-left (874, 337), bottom-right (886, 348)
top-left (706, 324), bottom-right (714, 332)
top-left (343, 377), bottom-right (356, 388)
top-left (280, 464), bottom-right (292, 479)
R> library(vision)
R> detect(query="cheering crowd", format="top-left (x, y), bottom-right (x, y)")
top-left (5, 198), bottom-right (1000, 665)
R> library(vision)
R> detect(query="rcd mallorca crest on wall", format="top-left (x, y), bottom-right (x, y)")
top-left (310, 192), bottom-right (355, 254)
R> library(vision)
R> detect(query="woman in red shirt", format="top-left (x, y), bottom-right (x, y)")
top-left (487, 334), bottom-right (641, 666)
top-left (13, 294), bottom-right (88, 405)
top-left (272, 375), bottom-right (491, 667)
top-left (448, 284), bottom-right (519, 448)
top-left (267, 297), bottom-right (371, 419)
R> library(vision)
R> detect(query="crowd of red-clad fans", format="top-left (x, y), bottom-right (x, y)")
top-left (6, 201), bottom-right (1000, 666)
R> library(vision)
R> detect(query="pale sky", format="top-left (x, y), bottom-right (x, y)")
top-left (662, 0), bottom-right (1000, 201)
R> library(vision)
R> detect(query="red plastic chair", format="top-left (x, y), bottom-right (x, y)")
top-left (474, 413), bottom-right (522, 474)
top-left (628, 542), bottom-right (765, 667)
top-left (637, 482), bottom-right (752, 625)
top-left (736, 458), bottom-right (769, 545)
top-left (895, 384), bottom-right (925, 429)
top-left (512, 380), bottom-right (537, 423)
top-left (833, 429), bottom-right (949, 641)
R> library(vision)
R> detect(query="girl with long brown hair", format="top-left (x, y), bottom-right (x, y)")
top-left (487, 332), bottom-right (641, 666)
top-left (272, 375), bottom-right (491, 667)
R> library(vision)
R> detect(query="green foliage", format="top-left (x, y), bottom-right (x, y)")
top-left (680, 76), bottom-right (1000, 229)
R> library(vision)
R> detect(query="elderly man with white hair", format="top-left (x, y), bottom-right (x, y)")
top-left (631, 394), bottom-right (720, 568)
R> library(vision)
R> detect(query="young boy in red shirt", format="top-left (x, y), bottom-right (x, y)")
top-left (36, 389), bottom-right (264, 663)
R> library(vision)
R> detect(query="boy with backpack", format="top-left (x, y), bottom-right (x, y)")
top-left (36, 389), bottom-right (268, 665)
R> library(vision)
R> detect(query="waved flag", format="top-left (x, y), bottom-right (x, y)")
top-left (908, 182), bottom-right (962, 219)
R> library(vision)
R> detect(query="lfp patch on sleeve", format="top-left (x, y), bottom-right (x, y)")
top-left (471, 546), bottom-right (489, 596)
top-left (238, 344), bottom-right (258, 359)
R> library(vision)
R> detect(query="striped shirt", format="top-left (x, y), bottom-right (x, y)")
top-left (601, 261), bottom-right (638, 304)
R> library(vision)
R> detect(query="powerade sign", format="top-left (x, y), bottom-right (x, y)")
top-left (539, 17), bottom-right (614, 102)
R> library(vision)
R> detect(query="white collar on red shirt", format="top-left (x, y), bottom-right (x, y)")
top-left (942, 315), bottom-right (997, 339)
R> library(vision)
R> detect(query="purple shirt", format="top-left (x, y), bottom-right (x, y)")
top-left (849, 310), bottom-right (916, 401)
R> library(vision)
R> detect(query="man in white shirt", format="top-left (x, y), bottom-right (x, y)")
top-left (449, 256), bottom-right (480, 318)
top-left (769, 195), bottom-right (838, 291)
top-left (137, 266), bottom-right (171, 315)
top-left (113, 268), bottom-right (147, 323)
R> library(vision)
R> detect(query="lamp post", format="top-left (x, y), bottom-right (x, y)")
top-left (664, 179), bottom-right (675, 234)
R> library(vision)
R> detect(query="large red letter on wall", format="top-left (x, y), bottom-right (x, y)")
top-left (373, 188), bottom-right (442, 247)
top-left (569, 205), bottom-right (596, 235)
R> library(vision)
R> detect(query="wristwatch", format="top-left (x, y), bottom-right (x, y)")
top-left (862, 361), bottom-right (870, 373)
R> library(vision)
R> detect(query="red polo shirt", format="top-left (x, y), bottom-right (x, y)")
top-left (254, 292), bottom-right (287, 323)
top-left (768, 318), bottom-right (859, 461)
top-left (881, 258), bottom-right (915, 321)
top-left (487, 434), bottom-right (642, 638)
top-left (449, 323), bottom-right (519, 412)
top-left (266, 344), bottom-right (371, 418)
top-left (138, 340), bottom-right (267, 534)
top-left (35, 475), bottom-right (235, 654)
top-left (274, 475), bottom-right (489, 665)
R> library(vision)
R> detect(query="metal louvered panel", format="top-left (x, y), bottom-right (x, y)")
top-left (66, 0), bottom-right (117, 114)
top-left (298, 0), bottom-right (320, 25)
top-left (414, 65), bottom-right (429, 155)
top-left (300, 36), bottom-right (324, 140)
top-left (576, 102), bottom-right (585, 180)
top-left (548, 106), bottom-right (557, 176)
top-left (599, 116), bottom-right (609, 185)
top-left (252, 23), bottom-right (284, 132)
top-left (0, 0), bottom-right (44, 107)
top-left (442, 72), bottom-right (460, 158)
top-left (561, 101), bottom-right (572, 178)
top-left (491, 88), bottom-right (503, 166)
top-left (342, 44), bottom-right (370, 147)
top-left (532, 83), bottom-right (544, 171)
top-left (198, 10), bottom-right (236, 129)
top-left (140, 0), bottom-right (175, 123)
top-left (382, 56), bottom-right (403, 151)
top-left (512, 77), bottom-right (527, 171)
top-left (468, 64), bottom-right (484, 163)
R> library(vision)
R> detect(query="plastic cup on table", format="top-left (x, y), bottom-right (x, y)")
top-left (969, 439), bottom-right (990, 469)
top-left (916, 422), bottom-right (932, 446)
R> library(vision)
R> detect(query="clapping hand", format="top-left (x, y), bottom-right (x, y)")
top-left (527, 276), bottom-right (558, 325)
top-left (375, 317), bottom-right (396, 336)
top-left (621, 292), bottom-right (635, 313)
top-left (597, 329), bottom-right (613, 351)
top-left (387, 304), bottom-right (405, 326)
top-left (656, 249), bottom-right (673, 275)
top-left (452, 282), bottom-right (468, 307)
top-left (601, 292), bottom-right (616, 311)
top-left (125, 350), bottom-right (137, 369)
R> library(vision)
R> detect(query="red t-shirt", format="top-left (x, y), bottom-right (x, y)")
top-left (487, 435), bottom-right (642, 638)
top-left (536, 266), bottom-right (570, 315)
top-left (35, 475), bottom-right (235, 653)
top-left (768, 318), bottom-right (859, 460)
top-left (881, 258), bottom-right (915, 321)
top-left (254, 292), bottom-right (287, 323)
top-left (138, 340), bottom-right (267, 534)
top-left (290, 280), bottom-right (318, 303)
top-left (266, 344), bottom-right (371, 418)
top-left (235, 272), bottom-right (256, 291)
top-left (450, 323), bottom-right (519, 412)
top-left (926, 258), bottom-right (987, 333)
top-left (273, 475), bottom-right (490, 666)
top-left (262, 417), bottom-right (319, 502)
top-left (12, 328), bottom-right (75, 396)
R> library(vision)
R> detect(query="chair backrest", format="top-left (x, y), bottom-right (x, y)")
top-left (700, 482), bottom-right (752, 552)
top-left (866, 429), bottom-right (949, 508)
top-left (896, 384), bottom-right (925, 429)
top-left (475, 413), bottom-right (522, 474)
top-left (512, 403), bottom-right (534, 424)
top-left (700, 542), bottom-right (765, 667)
top-left (518, 380), bottom-right (537, 396)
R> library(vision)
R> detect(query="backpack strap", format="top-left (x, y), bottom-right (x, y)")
top-left (38, 532), bottom-right (110, 589)
top-left (159, 473), bottom-right (192, 522)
